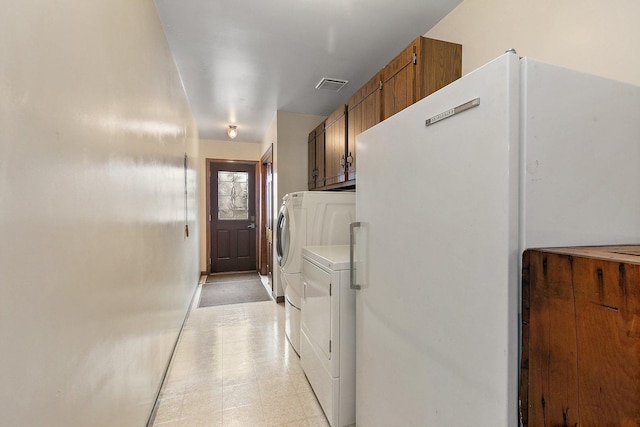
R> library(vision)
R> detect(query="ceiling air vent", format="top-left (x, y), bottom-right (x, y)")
top-left (315, 77), bottom-right (348, 92)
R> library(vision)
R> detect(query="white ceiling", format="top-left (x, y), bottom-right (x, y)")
top-left (154, 0), bottom-right (462, 143)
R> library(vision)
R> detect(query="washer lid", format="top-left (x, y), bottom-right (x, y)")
top-left (302, 245), bottom-right (350, 271)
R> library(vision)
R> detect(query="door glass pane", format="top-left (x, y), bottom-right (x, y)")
top-left (218, 171), bottom-right (249, 220)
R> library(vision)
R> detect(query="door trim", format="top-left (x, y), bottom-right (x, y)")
top-left (259, 145), bottom-right (273, 277)
top-left (205, 158), bottom-right (259, 274)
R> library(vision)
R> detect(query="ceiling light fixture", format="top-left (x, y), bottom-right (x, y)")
top-left (227, 125), bottom-right (238, 140)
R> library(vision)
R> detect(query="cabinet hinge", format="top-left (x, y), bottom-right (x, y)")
top-left (412, 52), bottom-right (417, 65)
top-left (329, 340), bottom-right (332, 353)
top-left (379, 80), bottom-right (383, 90)
top-left (208, 214), bottom-right (212, 222)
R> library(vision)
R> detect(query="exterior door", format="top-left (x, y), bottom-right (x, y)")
top-left (209, 161), bottom-right (257, 273)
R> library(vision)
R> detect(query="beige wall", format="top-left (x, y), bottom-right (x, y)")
top-left (274, 111), bottom-right (326, 205)
top-left (264, 111), bottom-right (326, 297)
top-left (425, 0), bottom-right (640, 86)
top-left (0, 1), bottom-right (199, 426)
top-left (261, 112), bottom-right (278, 165)
top-left (198, 139), bottom-right (262, 271)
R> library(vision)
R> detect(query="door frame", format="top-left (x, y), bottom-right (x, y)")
top-left (205, 158), bottom-right (259, 274)
top-left (258, 145), bottom-right (273, 278)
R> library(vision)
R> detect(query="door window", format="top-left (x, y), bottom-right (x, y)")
top-left (218, 171), bottom-right (249, 220)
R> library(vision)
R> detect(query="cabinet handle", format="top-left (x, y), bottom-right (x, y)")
top-left (346, 152), bottom-right (353, 167)
top-left (340, 155), bottom-right (345, 168)
top-left (350, 222), bottom-right (361, 290)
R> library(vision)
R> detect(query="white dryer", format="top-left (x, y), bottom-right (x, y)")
top-left (275, 191), bottom-right (355, 354)
top-left (301, 245), bottom-right (356, 427)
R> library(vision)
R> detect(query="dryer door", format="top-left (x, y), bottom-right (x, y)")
top-left (276, 203), bottom-right (290, 267)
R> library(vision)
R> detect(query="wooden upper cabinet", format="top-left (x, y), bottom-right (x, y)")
top-left (382, 41), bottom-right (416, 120)
top-left (381, 36), bottom-right (462, 120)
top-left (324, 105), bottom-right (347, 187)
top-left (419, 37), bottom-right (462, 99)
top-left (306, 36), bottom-right (460, 191)
top-left (346, 72), bottom-right (382, 184)
top-left (307, 129), bottom-right (316, 190)
top-left (313, 121), bottom-right (326, 190)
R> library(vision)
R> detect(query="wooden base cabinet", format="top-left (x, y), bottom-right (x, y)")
top-left (521, 245), bottom-right (640, 427)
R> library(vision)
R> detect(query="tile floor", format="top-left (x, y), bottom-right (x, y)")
top-left (150, 277), bottom-right (330, 427)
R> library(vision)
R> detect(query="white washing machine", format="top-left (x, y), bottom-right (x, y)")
top-left (275, 191), bottom-right (355, 354)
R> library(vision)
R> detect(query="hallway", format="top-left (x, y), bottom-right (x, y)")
top-left (150, 279), bottom-right (330, 427)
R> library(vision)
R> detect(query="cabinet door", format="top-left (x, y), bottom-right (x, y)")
top-left (347, 72), bottom-right (381, 183)
top-left (417, 37), bottom-right (462, 100)
top-left (381, 36), bottom-right (462, 121)
top-left (381, 40), bottom-right (417, 120)
top-left (324, 105), bottom-right (347, 187)
top-left (314, 122), bottom-right (326, 189)
top-left (308, 129), bottom-right (316, 190)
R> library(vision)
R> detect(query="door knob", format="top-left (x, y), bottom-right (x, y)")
top-left (247, 223), bottom-right (256, 229)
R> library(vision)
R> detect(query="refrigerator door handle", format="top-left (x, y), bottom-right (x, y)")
top-left (350, 221), bottom-right (361, 290)
top-left (425, 97), bottom-right (480, 127)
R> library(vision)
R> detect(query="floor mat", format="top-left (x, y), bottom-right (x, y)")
top-left (198, 272), bottom-right (272, 307)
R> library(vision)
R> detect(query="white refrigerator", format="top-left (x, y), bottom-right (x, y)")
top-left (352, 52), bottom-right (640, 426)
